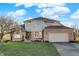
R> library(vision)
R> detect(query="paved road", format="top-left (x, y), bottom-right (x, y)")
top-left (53, 43), bottom-right (79, 56)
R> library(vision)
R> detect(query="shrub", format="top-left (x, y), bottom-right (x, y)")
top-left (44, 41), bottom-right (49, 43)
top-left (32, 40), bottom-right (41, 42)
top-left (3, 40), bottom-right (11, 43)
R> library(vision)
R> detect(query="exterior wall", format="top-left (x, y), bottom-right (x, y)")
top-left (25, 22), bottom-right (32, 31)
top-left (12, 31), bottom-right (23, 41)
top-left (25, 20), bottom-right (47, 32)
top-left (24, 19), bottom-right (62, 32)
top-left (12, 35), bottom-right (22, 41)
top-left (24, 20), bottom-right (47, 40)
top-left (24, 18), bottom-right (72, 41)
top-left (44, 30), bottom-right (48, 41)
top-left (31, 20), bottom-right (47, 32)
top-left (44, 29), bottom-right (74, 42)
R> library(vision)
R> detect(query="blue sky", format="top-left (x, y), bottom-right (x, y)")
top-left (0, 3), bottom-right (79, 27)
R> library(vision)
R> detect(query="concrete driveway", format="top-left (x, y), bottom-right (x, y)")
top-left (53, 43), bottom-right (79, 56)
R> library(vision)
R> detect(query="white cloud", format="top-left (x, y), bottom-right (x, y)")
top-left (14, 3), bottom-right (68, 14)
top-left (36, 3), bottom-right (52, 8)
top-left (29, 3), bottom-right (70, 20)
top-left (23, 4), bottom-right (35, 8)
top-left (61, 21), bottom-right (74, 27)
top-left (15, 3), bottom-right (35, 8)
top-left (41, 6), bottom-right (70, 15)
top-left (39, 6), bottom-right (70, 19)
top-left (48, 15), bottom-right (60, 20)
top-left (15, 3), bottom-right (70, 20)
top-left (7, 9), bottom-right (26, 18)
top-left (14, 3), bottom-right (71, 26)
top-left (15, 9), bottom-right (26, 16)
top-left (37, 3), bottom-right (65, 8)
top-left (27, 17), bottom-right (32, 19)
top-left (71, 9), bottom-right (79, 19)
top-left (23, 17), bottom-right (33, 22)
top-left (53, 6), bottom-right (70, 14)
top-left (36, 9), bottom-right (41, 13)
top-left (15, 3), bottom-right (65, 8)
top-left (15, 3), bottom-right (23, 6)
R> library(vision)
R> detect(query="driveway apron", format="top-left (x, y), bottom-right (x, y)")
top-left (53, 43), bottom-right (79, 56)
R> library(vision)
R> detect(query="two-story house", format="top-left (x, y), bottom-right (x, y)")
top-left (23, 17), bottom-right (73, 42)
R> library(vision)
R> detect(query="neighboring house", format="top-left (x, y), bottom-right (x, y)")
top-left (23, 17), bottom-right (74, 42)
top-left (7, 25), bottom-right (23, 41)
top-left (12, 30), bottom-right (23, 41)
top-left (12, 25), bottom-right (25, 41)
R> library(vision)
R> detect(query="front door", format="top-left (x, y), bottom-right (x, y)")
top-left (25, 31), bottom-right (31, 40)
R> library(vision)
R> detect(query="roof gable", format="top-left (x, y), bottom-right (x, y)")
top-left (24, 17), bottom-right (60, 23)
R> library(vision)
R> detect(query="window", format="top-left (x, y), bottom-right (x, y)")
top-left (34, 32), bottom-right (42, 38)
top-left (34, 21), bottom-right (43, 27)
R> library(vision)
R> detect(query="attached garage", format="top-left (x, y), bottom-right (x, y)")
top-left (48, 33), bottom-right (69, 42)
top-left (44, 26), bottom-right (73, 42)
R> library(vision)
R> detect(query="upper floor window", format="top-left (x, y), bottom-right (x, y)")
top-left (34, 21), bottom-right (44, 27)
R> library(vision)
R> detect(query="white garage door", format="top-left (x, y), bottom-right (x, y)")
top-left (48, 33), bottom-right (69, 42)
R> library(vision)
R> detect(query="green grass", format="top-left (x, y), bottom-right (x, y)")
top-left (0, 42), bottom-right (59, 56)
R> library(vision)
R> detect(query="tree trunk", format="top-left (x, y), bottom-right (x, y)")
top-left (0, 34), bottom-right (4, 45)
top-left (10, 33), bottom-right (13, 41)
top-left (73, 32), bottom-right (76, 40)
top-left (0, 40), bottom-right (3, 45)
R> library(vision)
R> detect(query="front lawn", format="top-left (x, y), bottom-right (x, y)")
top-left (0, 42), bottom-right (59, 56)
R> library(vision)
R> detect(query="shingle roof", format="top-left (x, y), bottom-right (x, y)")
top-left (24, 17), bottom-right (60, 23)
top-left (45, 26), bottom-right (72, 29)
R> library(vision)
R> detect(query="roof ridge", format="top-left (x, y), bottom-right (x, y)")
top-left (24, 17), bottom-right (59, 22)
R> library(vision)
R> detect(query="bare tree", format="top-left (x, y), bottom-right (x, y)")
top-left (0, 15), bottom-right (19, 43)
top-left (71, 24), bottom-right (79, 40)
